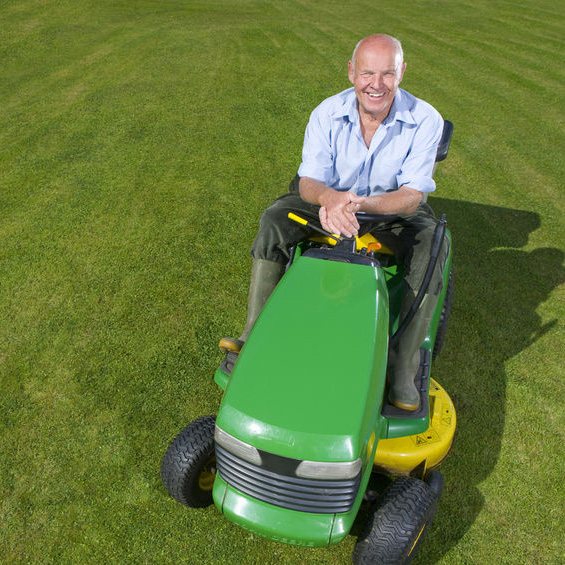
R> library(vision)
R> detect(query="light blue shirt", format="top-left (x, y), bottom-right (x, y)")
top-left (297, 87), bottom-right (444, 196)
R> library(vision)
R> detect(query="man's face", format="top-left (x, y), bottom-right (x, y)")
top-left (348, 40), bottom-right (406, 121)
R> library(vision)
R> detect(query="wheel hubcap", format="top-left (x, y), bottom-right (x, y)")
top-left (198, 456), bottom-right (216, 491)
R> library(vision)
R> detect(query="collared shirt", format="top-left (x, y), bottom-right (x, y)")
top-left (297, 87), bottom-right (443, 196)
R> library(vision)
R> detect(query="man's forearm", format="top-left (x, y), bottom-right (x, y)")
top-left (298, 177), bottom-right (332, 206)
top-left (359, 186), bottom-right (423, 215)
top-left (301, 178), bottom-right (423, 215)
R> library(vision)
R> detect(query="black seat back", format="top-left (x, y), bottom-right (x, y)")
top-left (435, 120), bottom-right (453, 163)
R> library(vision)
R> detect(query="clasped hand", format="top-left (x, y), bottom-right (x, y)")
top-left (319, 190), bottom-right (365, 238)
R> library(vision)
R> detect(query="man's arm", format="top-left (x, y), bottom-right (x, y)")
top-left (357, 185), bottom-right (423, 215)
top-left (300, 177), bottom-right (423, 236)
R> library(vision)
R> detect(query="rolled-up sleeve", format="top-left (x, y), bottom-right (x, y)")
top-left (297, 107), bottom-right (334, 184)
top-left (396, 112), bottom-right (444, 193)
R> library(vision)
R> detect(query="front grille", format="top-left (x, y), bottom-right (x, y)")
top-left (215, 444), bottom-right (360, 514)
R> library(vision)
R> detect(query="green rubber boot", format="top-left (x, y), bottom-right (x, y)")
top-left (389, 292), bottom-right (438, 411)
top-left (219, 259), bottom-right (285, 354)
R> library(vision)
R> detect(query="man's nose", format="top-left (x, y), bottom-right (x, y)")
top-left (370, 73), bottom-right (384, 90)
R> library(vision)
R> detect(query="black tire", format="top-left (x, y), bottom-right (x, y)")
top-left (432, 267), bottom-right (454, 360)
top-left (353, 477), bottom-right (438, 565)
top-left (161, 415), bottom-right (216, 507)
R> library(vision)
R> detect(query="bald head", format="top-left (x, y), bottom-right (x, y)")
top-left (351, 34), bottom-right (404, 74)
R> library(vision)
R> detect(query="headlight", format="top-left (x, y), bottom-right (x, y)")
top-left (295, 458), bottom-right (362, 480)
top-left (215, 426), bottom-right (262, 466)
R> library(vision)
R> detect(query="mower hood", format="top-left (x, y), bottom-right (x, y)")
top-left (216, 254), bottom-right (389, 464)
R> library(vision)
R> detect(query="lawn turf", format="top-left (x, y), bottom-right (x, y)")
top-left (1, 0), bottom-right (564, 563)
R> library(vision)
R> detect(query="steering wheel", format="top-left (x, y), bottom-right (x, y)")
top-left (355, 211), bottom-right (396, 224)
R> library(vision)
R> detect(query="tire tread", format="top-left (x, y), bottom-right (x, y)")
top-left (161, 415), bottom-right (216, 507)
top-left (353, 477), bottom-right (437, 565)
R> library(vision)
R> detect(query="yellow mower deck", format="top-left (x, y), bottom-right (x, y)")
top-left (374, 379), bottom-right (456, 476)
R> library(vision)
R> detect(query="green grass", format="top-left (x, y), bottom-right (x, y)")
top-left (1, 0), bottom-right (563, 563)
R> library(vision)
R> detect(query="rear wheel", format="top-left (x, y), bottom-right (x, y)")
top-left (353, 476), bottom-right (438, 565)
top-left (161, 415), bottom-right (216, 507)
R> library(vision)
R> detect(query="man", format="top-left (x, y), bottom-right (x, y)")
top-left (219, 34), bottom-right (449, 411)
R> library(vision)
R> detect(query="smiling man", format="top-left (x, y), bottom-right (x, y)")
top-left (220, 34), bottom-right (449, 412)
top-left (351, 35), bottom-right (405, 122)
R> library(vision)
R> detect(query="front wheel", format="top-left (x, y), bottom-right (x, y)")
top-left (161, 415), bottom-right (216, 507)
top-left (353, 476), bottom-right (438, 565)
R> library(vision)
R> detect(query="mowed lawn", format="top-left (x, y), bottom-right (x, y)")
top-left (1, 0), bottom-right (563, 563)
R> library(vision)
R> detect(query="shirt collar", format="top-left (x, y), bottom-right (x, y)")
top-left (334, 88), bottom-right (417, 127)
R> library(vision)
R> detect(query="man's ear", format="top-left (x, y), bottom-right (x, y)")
top-left (398, 62), bottom-right (407, 83)
top-left (348, 60), bottom-right (355, 84)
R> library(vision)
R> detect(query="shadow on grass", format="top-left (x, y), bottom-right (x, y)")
top-left (349, 198), bottom-right (563, 562)
top-left (385, 197), bottom-right (564, 563)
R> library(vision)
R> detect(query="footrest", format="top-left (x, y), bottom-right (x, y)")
top-left (214, 352), bottom-right (239, 391)
top-left (220, 351), bottom-right (239, 377)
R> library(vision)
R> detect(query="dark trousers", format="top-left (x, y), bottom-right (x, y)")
top-left (251, 179), bottom-right (449, 296)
